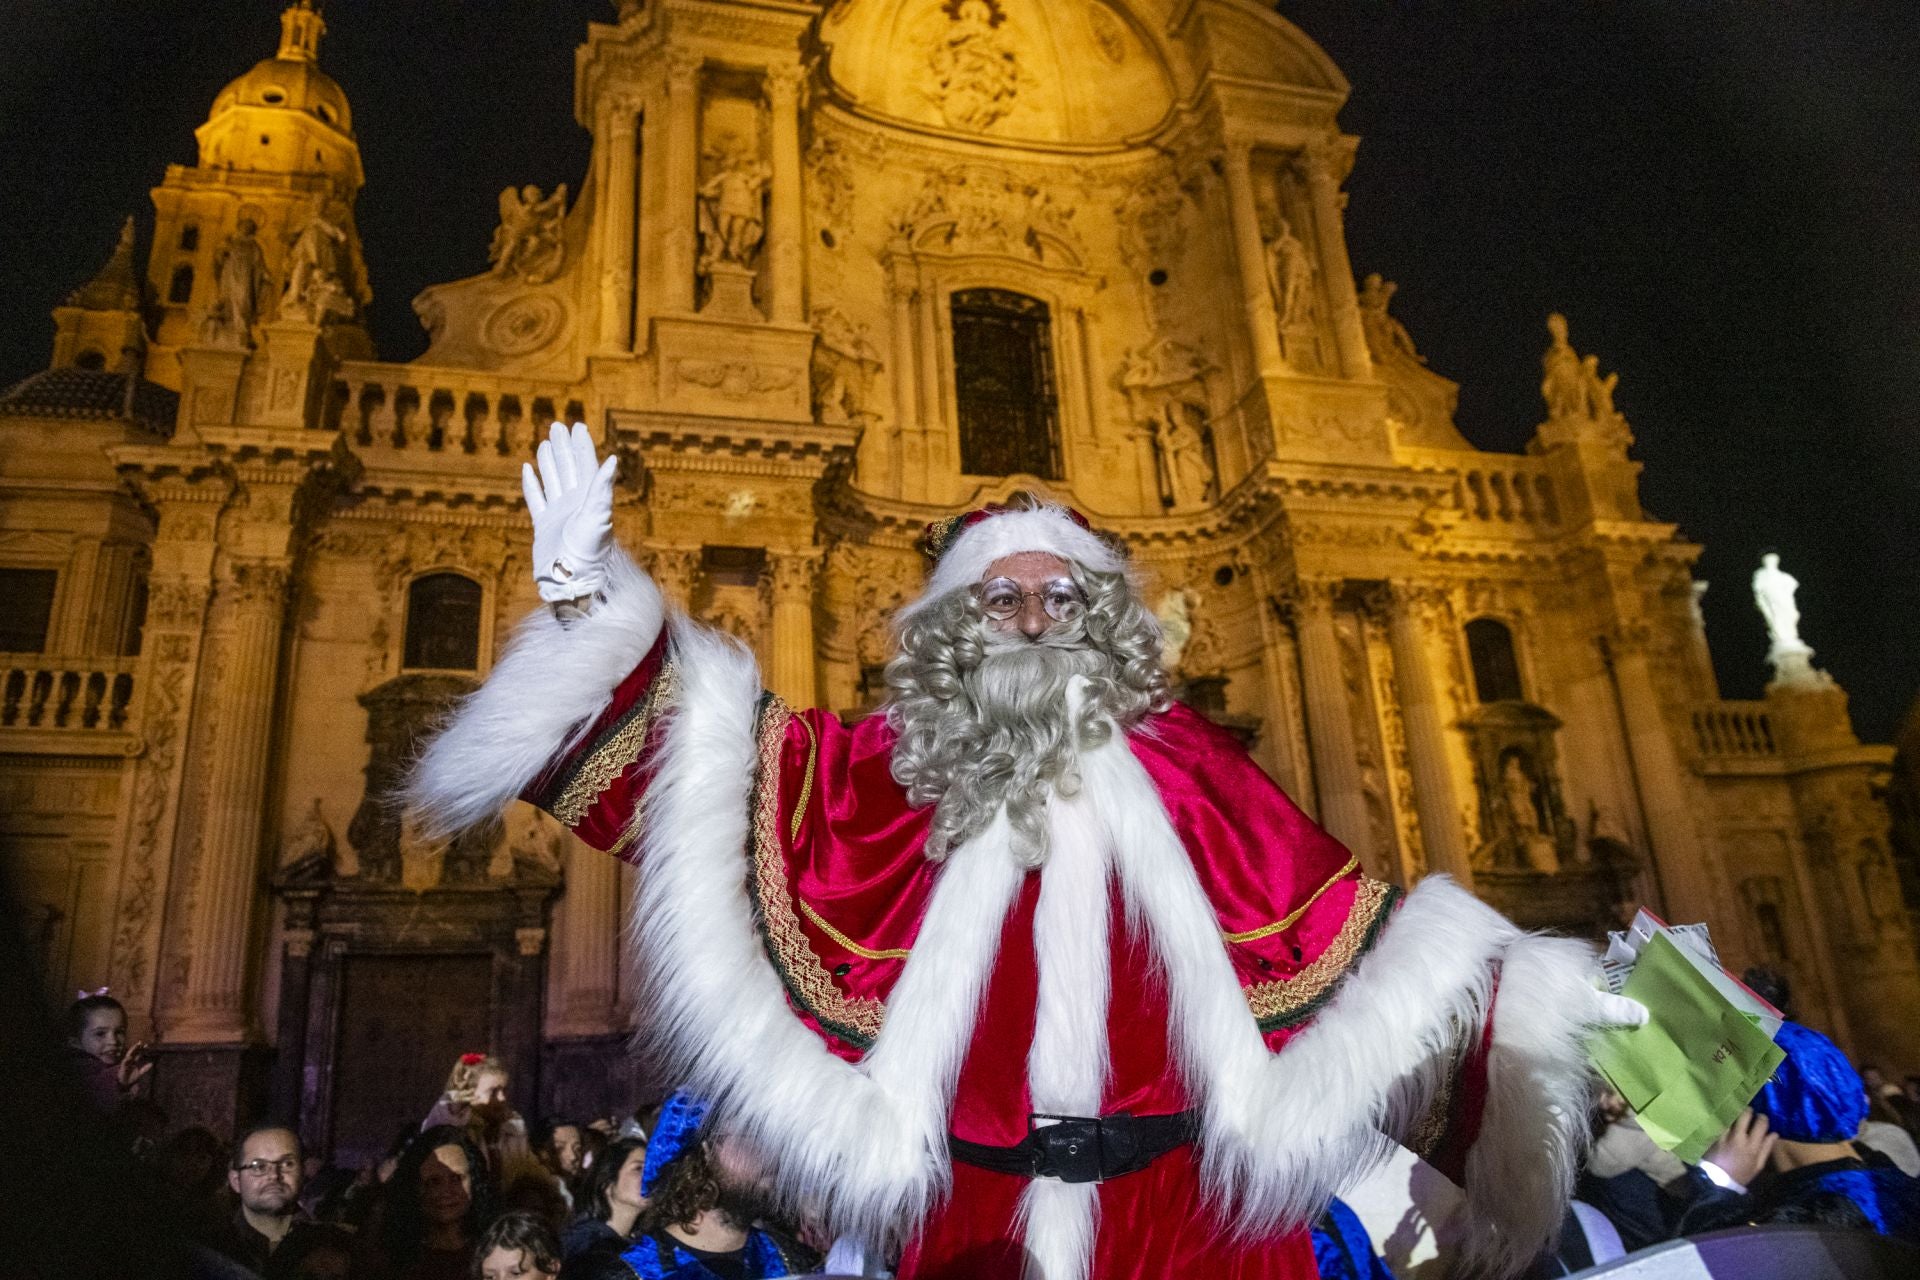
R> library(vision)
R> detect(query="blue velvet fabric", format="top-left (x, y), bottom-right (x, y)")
top-left (1750, 1021), bottom-right (1868, 1144)
top-left (641, 1091), bottom-right (711, 1196)
top-left (1802, 1162), bottom-right (1920, 1242)
top-left (1310, 1198), bottom-right (1396, 1280)
top-left (617, 1228), bottom-right (795, 1279)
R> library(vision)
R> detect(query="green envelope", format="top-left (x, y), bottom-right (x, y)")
top-left (1589, 933), bottom-right (1785, 1165)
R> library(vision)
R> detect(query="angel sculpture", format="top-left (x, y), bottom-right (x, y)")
top-left (490, 184), bottom-right (569, 284)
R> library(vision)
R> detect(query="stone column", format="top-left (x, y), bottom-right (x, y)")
top-left (1387, 583), bottom-right (1473, 884)
top-left (169, 557), bottom-right (292, 1042)
top-left (768, 551), bottom-right (820, 708)
top-left (1292, 579), bottom-right (1374, 863)
top-left (599, 93), bottom-right (640, 351)
top-left (662, 52), bottom-right (702, 314)
top-left (1301, 142), bottom-right (1373, 381)
top-left (646, 547), bottom-right (701, 611)
top-left (1605, 625), bottom-right (1721, 928)
top-left (1220, 144), bottom-right (1286, 376)
top-left (765, 64), bottom-right (806, 326)
top-left (548, 831), bottom-right (619, 1036)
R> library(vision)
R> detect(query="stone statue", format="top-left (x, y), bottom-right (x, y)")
top-left (696, 136), bottom-right (771, 273)
top-left (489, 183), bottom-right (569, 284)
top-left (1263, 214), bottom-right (1314, 328)
top-left (203, 214), bottom-right (270, 347)
top-left (810, 306), bottom-right (884, 425)
top-left (1155, 589), bottom-right (1196, 671)
top-left (282, 797), bottom-right (354, 877)
top-left (1582, 353), bottom-right (1620, 419)
top-left (1501, 751), bottom-right (1560, 874)
top-left (926, 0), bottom-right (1022, 132)
top-left (1151, 400), bottom-right (1214, 510)
top-left (1357, 273), bottom-right (1422, 363)
top-left (281, 200), bottom-right (354, 325)
top-left (1540, 313), bottom-right (1586, 420)
top-left (1752, 552), bottom-right (1829, 686)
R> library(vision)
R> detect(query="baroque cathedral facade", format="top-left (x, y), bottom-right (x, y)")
top-left (4, 1), bottom-right (1916, 1148)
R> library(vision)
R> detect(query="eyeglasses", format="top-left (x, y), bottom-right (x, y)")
top-left (236, 1157), bottom-right (299, 1177)
top-left (973, 577), bottom-right (1087, 623)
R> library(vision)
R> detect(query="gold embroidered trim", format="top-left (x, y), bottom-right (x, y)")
top-left (1407, 1061), bottom-right (1458, 1159)
top-left (750, 695), bottom-right (887, 1044)
top-left (1243, 877), bottom-right (1396, 1027)
top-left (1219, 853), bottom-right (1362, 944)
top-left (797, 898), bottom-right (913, 960)
top-left (606, 805), bottom-right (643, 858)
top-left (551, 661), bottom-right (680, 826)
top-left (789, 712), bottom-right (818, 844)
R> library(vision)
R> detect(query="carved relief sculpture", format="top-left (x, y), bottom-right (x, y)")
top-left (925, 0), bottom-right (1022, 132)
top-left (203, 211), bottom-right (270, 347)
top-left (810, 305), bottom-right (884, 425)
top-left (489, 184), bottom-right (570, 284)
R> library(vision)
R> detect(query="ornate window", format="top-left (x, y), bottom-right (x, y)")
top-left (1465, 617), bottom-right (1524, 703)
top-left (0, 569), bottom-right (58, 653)
top-left (168, 263), bottom-right (195, 305)
top-left (950, 288), bottom-right (1061, 479)
top-left (402, 573), bottom-right (482, 672)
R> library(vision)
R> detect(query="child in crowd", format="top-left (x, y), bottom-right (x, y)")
top-left (64, 989), bottom-right (153, 1111)
top-left (477, 1212), bottom-right (563, 1280)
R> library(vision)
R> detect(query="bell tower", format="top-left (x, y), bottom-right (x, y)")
top-left (144, 1), bottom-right (372, 386)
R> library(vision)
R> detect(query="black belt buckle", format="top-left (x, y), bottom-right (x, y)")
top-left (1030, 1114), bottom-right (1104, 1184)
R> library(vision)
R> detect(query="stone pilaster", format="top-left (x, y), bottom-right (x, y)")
top-left (1301, 141), bottom-right (1373, 381)
top-left (1221, 144), bottom-right (1285, 376)
top-left (1291, 579), bottom-right (1373, 864)
top-left (168, 557), bottom-right (293, 1043)
top-left (646, 547), bottom-right (701, 611)
top-left (765, 64), bottom-right (806, 326)
top-left (662, 52), bottom-right (702, 314)
top-left (547, 832), bottom-right (620, 1037)
top-left (598, 93), bottom-right (641, 351)
top-left (1603, 623), bottom-right (1724, 930)
top-left (768, 550), bottom-right (821, 708)
top-left (1387, 583), bottom-right (1472, 884)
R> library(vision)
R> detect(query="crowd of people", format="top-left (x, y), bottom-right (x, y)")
top-left (60, 994), bottom-right (822, 1280)
top-left (55, 970), bottom-right (1920, 1279)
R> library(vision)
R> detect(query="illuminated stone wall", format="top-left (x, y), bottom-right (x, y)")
top-left (4, 0), bottom-right (1915, 1135)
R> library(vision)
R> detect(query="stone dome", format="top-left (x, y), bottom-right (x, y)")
top-left (822, 0), bottom-right (1176, 148)
top-left (211, 55), bottom-right (353, 136)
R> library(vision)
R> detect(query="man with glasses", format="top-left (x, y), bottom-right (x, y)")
top-left (213, 1124), bottom-right (314, 1271)
top-left (410, 424), bottom-right (1644, 1280)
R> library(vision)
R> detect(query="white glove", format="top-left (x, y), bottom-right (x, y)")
top-left (1586, 985), bottom-right (1650, 1029)
top-left (522, 422), bottom-right (618, 604)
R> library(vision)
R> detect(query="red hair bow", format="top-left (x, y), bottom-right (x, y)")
top-left (459, 1052), bottom-right (486, 1066)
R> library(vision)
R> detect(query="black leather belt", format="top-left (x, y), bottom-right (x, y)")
top-left (949, 1111), bottom-right (1195, 1184)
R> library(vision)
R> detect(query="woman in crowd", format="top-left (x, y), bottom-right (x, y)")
top-left (424, 1054), bottom-right (534, 1187)
top-left (366, 1125), bottom-right (494, 1280)
top-left (477, 1211), bottom-right (563, 1280)
top-left (62, 990), bottom-right (152, 1112)
top-left (560, 1138), bottom-right (648, 1278)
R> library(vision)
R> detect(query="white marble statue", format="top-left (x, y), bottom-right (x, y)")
top-left (1752, 552), bottom-right (1829, 686)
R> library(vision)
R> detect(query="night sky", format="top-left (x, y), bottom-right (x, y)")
top-left (2, 2), bottom-right (1915, 740)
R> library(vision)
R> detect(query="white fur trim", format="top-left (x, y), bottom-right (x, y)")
top-left (899, 505), bottom-right (1124, 621)
top-left (1457, 933), bottom-right (1600, 1276)
top-left (1016, 781), bottom-right (1113, 1280)
top-left (1078, 733), bottom-right (1581, 1275)
top-left (406, 548), bottom-right (663, 836)
top-left (626, 620), bottom-right (1026, 1250)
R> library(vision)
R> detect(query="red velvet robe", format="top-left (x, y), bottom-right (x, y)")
top-left (526, 634), bottom-right (1488, 1278)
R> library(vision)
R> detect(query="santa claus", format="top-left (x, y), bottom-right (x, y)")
top-left (411, 424), bottom-right (1644, 1279)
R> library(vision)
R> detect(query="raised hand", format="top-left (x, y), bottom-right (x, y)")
top-left (522, 422), bottom-right (618, 603)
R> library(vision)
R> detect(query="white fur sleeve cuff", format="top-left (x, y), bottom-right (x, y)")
top-left (405, 546), bottom-right (665, 836)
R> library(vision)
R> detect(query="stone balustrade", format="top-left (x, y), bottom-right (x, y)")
top-left (0, 655), bottom-right (137, 733)
top-left (1692, 701), bottom-right (1777, 760)
top-left (328, 362), bottom-right (587, 459)
top-left (1449, 460), bottom-right (1561, 526)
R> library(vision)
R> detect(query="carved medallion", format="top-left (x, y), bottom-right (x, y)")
top-left (482, 295), bottom-right (567, 356)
